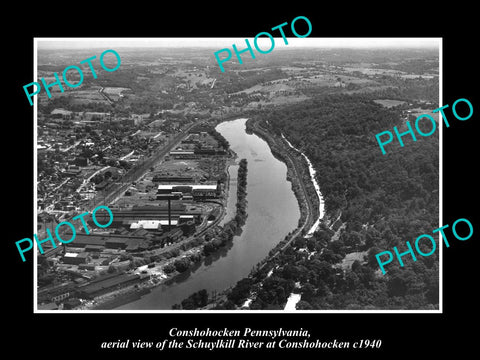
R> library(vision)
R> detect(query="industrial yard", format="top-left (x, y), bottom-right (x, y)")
top-left (37, 122), bottom-right (234, 310)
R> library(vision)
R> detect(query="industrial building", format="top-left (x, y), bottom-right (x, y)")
top-left (129, 220), bottom-right (162, 231)
top-left (156, 228), bottom-right (184, 245)
top-left (90, 204), bottom-right (202, 227)
top-left (62, 252), bottom-right (88, 265)
top-left (128, 219), bottom-right (179, 231)
top-left (169, 150), bottom-right (195, 159)
top-left (152, 175), bottom-right (194, 183)
top-left (77, 273), bottom-right (141, 299)
top-left (157, 184), bottom-right (220, 199)
top-left (178, 215), bottom-right (195, 224)
top-left (64, 233), bottom-right (151, 252)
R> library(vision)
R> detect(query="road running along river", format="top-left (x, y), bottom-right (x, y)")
top-left (116, 118), bottom-right (301, 310)
top-left (280, 134), bottom-right (325, 237)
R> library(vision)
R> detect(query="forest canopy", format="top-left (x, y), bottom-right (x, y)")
top-left (219, 93), bottom-right (439, 310)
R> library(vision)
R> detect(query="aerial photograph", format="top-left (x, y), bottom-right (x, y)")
top-left (34, 37), bottom-right (440, 311)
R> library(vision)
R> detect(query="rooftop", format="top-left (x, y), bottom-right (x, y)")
top-left (157, 184), bottom-right (218, 190)
top-left (130, 220), bottom-right (162, 230)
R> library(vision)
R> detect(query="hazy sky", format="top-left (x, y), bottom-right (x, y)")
top-left (36, 37), bottom-right (440, 50)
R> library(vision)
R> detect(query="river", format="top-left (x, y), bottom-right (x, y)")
top-left (116, 118), bottom-right (301, 310)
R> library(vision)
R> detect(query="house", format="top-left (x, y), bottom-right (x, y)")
top-left (62, 252), bottom-right (88, 265)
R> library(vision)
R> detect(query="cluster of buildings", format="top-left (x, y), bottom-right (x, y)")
top-left (38, 271), bottom-right (145, 310)
top-left (37, 107), bottom-right (179, 214)
top-left (168, 131), bottom-right (227, 159)
top-left (37, 117), bottom-right (230, 310)
top-left (37, 203), bottom-right (202, 309)
top-left (157, 183), bottom-right (220, 201)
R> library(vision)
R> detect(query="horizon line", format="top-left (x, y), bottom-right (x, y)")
top-left (36, 37), bottom-right (441, 50)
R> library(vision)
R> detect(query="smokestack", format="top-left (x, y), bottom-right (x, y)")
top-left (168, 198), bottom-right (171, 229)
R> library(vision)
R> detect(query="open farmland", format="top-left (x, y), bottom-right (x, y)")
top-left (103, 87), bottom-right (131, 101)
top-left (373, 99), bottom-right (407, 108)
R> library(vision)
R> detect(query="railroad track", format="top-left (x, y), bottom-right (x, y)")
top-left (249, 120), bottom-right (315, 255)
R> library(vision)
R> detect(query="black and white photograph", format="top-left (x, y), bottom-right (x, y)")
top-left (6, 7), bottom-right (478, 357)
top-left (33, 37), bottom-right (442, 312)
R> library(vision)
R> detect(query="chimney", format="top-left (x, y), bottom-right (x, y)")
top-left (168, 198), bottom-right (171, 229)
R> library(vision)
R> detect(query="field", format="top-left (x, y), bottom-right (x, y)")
top-left (232, 82), bottom-right (294, 95)
top-left (38, 87), bottom-right (110, 105)
top-left (373, 99), bottom-right (407, 108)
top-left (103, 87), bottom-right (131, 101)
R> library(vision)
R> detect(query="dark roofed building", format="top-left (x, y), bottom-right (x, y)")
top-left (105, 238), bottom-right (128, 249)
top-left (158, 228), bottom-right (184, 244)
top-left (156, 193), bottom-right (181, 200)
top-left (38, 302), bottom-right (59, 310)
top-left (85, 244), bottom-right (105, 252)
top-left (180, 221), bottom-right (196, 236)
top-left (62, 252), bottom-right (88, 265)
top-left (65, 233), bottom-right (107, 247)
top-left (133, 204), bottom-right (186, 211)
top-left (125, 238), bottom-right (150, 252)
top-left (152, 175), bottom-right (194, 183)
top-left (63, 298), bottom-right (82, 310)
top-left (92, 204), bottom-right (190, 226)
top-left (66, 233), bottom-right (148, 248)
top-left (77, 273), bottom-right (141, 299)
top-left (125, 243), bottom-right (139, 251)
top-left (130, 228), bottom-right (153, 238)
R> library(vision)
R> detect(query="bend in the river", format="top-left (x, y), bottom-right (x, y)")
top-left (116, 118), bottom-right (301, 310)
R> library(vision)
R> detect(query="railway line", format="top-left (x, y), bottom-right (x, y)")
top-left (248, 119), bottom-right (317, 256)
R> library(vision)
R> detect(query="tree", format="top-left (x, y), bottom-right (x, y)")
top-left (387, 274), bottom-right (408, 297)
top-left (301, 283), bottom-right (317, 301)
top-left (203, 242), bottom-right (216, 255)
top-left (120, 253), bottom-right (133, 262)
top-left (228, 278), bottom-right (253, 305)
top-left (306, 238), bottom-right (317, 252)
top-left (351, 260), bottom-right (362, 273)
top-left (189, 252), bottom-right (202, 263)
top-left (296, 300), bottom-right (313, 310)
top-left (163, 263), bottom-right (176, 274)
top-left (293, 237), bottom-right (306, 249)
top-left (174, 258), bottom-right (191, 273)
top-left (181, 297), bottom-right (195, 309)
top-left (195, 289), bottom-right (209, 307)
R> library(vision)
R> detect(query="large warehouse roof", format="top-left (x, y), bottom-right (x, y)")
top-left (157, 184), bottom-right (218, 190)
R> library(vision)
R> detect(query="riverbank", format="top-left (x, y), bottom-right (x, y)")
top-left (104, 158), bottom-right (248, 310)
top-left (245, 118), bottom-right (321, 242)
top-left (281, 133), bottom-right (325, 236)
top-left (201, 158), bottom-right (248, 256)
top-left (208, 117), bottom-right (328, 310)
top-left (108, 118), bottom-right (300, 310)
